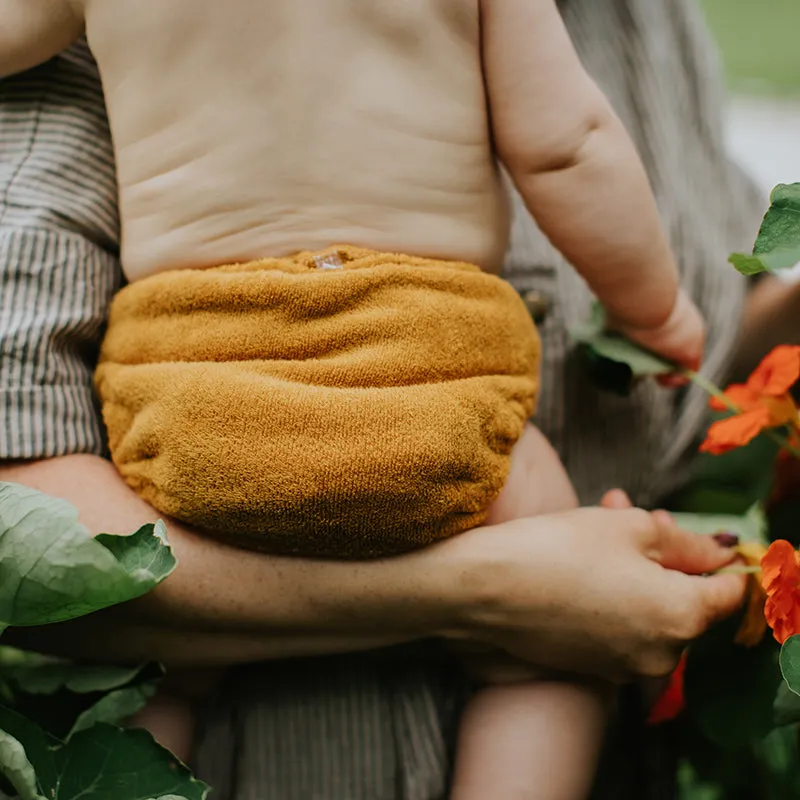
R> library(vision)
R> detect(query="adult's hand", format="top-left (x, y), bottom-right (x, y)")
top-left (737, 275), bottom-right (800, 377)
top-left (438, 502), bottom-right (745, 683)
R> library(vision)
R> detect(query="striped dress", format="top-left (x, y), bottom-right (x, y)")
top-left (0, 0), bottom-right (765, 797)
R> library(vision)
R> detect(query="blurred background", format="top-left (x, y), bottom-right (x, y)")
top-left (676, 12), bottom-right (800, 799)
top-left (701, 0), bottom-right (800, 191)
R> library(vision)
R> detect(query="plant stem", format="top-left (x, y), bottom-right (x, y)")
top-left (681, 369), bottom-right (735, 409)
top-left (765, 430), bottom-right (800, 460)
top-left (715, 565), bottom-right (762, 575)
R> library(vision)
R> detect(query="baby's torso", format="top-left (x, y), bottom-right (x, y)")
top-left (80, 0), bottom-right (508, 281)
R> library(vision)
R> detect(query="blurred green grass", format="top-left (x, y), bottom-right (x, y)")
top-left (701, 0), bottom-right (800, 96)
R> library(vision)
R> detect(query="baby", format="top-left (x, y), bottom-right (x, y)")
top-left (2, 0), bottom-right (704, 797)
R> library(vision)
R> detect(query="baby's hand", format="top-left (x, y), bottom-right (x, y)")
top-left (612, 287), bottom-right (705, 375)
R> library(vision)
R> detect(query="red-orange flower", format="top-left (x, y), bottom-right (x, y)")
top-left (647, 652), bottom-right (687, 725)
top-left (761, 539), bottom-right (800, 644)
top-left (700, 345), bottom-right (800, 455)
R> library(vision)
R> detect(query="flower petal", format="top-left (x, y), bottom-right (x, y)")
top-left (761, 540), bottom-right (800, 593)
top-left (732, 542), bottom-right (769, 647)
top-left (647, 652), bottom-right (687, 725)
top-left (761, 540), bottom-right (800, 644)
top-left (766, 596), bottom-right (800, 645)
top-left (763, 394), bottom-right (799, 427)
top-left (708, 384), bottom-right (760, 412)
top-left (699, 407), bottom-right (772, 455)
top-left (748, 345), bottom-right (800, 396)
top-left (734, 575), bottom-right (768, 647)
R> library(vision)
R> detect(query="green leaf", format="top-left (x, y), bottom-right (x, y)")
top-left (779, 635), bottom-right (800, 695)
top-left (685, 615), bottom-right (782, 747)
top-left (574, 334), bottom-right (674, 376)
top-left (0, 660), bottom-right (164, 740)
top-left (755, 727), bottom-right (800, 798)
top-left (0, 730), bottom-right (44, 800)
top-left (0, 482), bottom-right (176, 628)
top-left (730, 184), bottom-right (800, 276)
top-left (69, 677), bottom-right (159, 737)
top-left (0, 650), bottom-right (50, 669)
top-left (692, 431), bottom-right (780, 510)
top-left (773, 681), bottom-right (800, 727)
top-left (691, 424), bottom-right (781, 493)
top-left (0, 661), bottom-right (150, 696)
top-left (671, 504), bottom-right (768, 545)
top-left (0, 706), bottom-right (208, 800)
top-left (681, 722), bottom-right (800, 799)
top-left (571, 303), bottom-right (674, 395)
top-left (729, 251), bottom-right (800, 276)
top-left (677, 760), bottom-right (724, 800)
top-left (96, 520), bottom-right (173, 580)
top-left (666, 425), bottom-right (780, 517)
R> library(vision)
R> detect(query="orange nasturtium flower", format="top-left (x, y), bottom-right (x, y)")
top-left (647, 652), bottom-right (687, 725)
top-left (733, 542), bottom-right (768, 648)
top-left (761, 539), bottom-right (800, 645)
top-left (700, 345), bottom-right (800, 455)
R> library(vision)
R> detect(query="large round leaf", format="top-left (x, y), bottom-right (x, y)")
top-left (0, 483), bottom-right (175, 628)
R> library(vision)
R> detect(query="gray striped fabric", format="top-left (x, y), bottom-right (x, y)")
top-left (0, 49), bottom-right (121, 460)
top-left (0, 1), bottom-right (767, 798)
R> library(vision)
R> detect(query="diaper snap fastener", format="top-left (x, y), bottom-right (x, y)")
top-left (313, 251), bottom-right (344, 271)
top-left (521, 289), bottom-right (550, 323)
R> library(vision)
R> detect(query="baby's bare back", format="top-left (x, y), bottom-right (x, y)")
top-left (83, 0), bottom-right (506, 281)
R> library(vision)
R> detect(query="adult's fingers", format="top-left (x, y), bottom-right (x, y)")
top-left (600, 489), bottom-right (632, 509)
top-left (693, 571), bottom-right (748, 626)
top-left (646, 519), bottom-right (739, 575)
top-left (657, 373), bottom-right (690, 388)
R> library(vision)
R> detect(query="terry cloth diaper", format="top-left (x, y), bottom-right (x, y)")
top-left (95, 246), bottom-right (540, 558)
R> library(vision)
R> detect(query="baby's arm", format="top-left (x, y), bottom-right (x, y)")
top-left (483, 0), bottom-right (701, 367)
top-left (0, 0), bottom-right (83, 78)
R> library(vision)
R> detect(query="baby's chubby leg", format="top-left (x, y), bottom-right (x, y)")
top-left (486, 423), bottom-right (578, 523)
top-left (452, 681), bottom-right (611, 800)
top-left (128, 685), bottom-right (196, 765)
top-left (451, 424), bottom-right (609, 799)
top-left (126, 669), bottom-right (220, 765)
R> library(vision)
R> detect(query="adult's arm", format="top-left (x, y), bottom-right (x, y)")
top-left (0, 454), bottom-right (458, 662)
top-left (736, 277), bottom-right (800, 377)
top-left (1, 456), bottom-right (746, 682)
